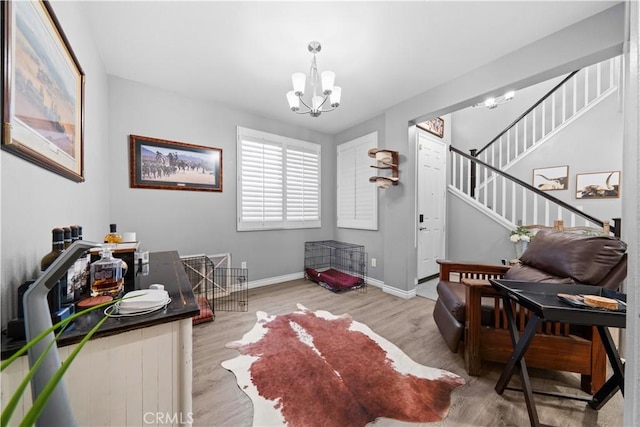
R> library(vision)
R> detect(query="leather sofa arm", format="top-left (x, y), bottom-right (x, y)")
top-left (437, 259), bottom-right (511, 281)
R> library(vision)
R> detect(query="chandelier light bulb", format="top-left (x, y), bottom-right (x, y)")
top-left (330, 86), bottom-right (342, 108)
top-left (292, 73), bottom-right (306, 96)
top-left (504, 90), bottom-right (515, 101)
top-left (321, 71), bottom-right (335, 95)
top-left (286, 41), bottom-right (342, 117)
top-left (287, 91), bottom-right (300, 111)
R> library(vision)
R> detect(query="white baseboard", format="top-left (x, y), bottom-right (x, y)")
top-left (382, 284), bottom-right (417, 299)
top-left (366, 277), bottom-right (384, 289)
top-left (248, 272), bottom-right (305, 289)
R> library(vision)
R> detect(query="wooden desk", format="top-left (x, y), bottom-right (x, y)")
top-left (490, 279), bottom-right (626, 427)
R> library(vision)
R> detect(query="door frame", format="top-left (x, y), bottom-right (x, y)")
top-left (416, 128), bottom-right (448, 281)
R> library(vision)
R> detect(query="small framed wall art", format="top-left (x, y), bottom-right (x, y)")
top-left (576, 171), bottom-right (620, 199)
top-left (532, 165), bottom-right (569, 191)
top-left (1, 0), bottom-right (85, 182)
top-left (129, 135), bottom-right (223, 192)
top-left (417, 117), bottom-right (445, 138)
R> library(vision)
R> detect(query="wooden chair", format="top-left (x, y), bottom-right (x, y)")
top-left (433, 228), bottom-right (627, 394)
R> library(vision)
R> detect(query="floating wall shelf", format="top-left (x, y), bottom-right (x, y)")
top-left (368, 148), bottom-right (399, 188)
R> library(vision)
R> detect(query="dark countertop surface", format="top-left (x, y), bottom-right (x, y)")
top-left (2, 251), bottom-right (199, 360)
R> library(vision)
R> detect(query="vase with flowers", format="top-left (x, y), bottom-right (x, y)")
top-left (510, 226), bottom-right (533, 259)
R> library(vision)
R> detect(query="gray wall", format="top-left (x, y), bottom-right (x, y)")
top-left (375, 3), bottom-right (625, 292)
top-left (333, 115), bottom-right (385, 283)
top-left (107, 76), bottom-right (334, 281)
top-left (0, 2), bottom-right (627, 325)
top-left (452, 77), bottom-right (563, 153)
top-left (446, 91), bottom-right (623, 265)
top-left (0, 2), bottom-right (111, 326)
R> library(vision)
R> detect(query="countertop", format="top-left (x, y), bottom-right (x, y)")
top-left (1, 251), bottom-right (199, 359)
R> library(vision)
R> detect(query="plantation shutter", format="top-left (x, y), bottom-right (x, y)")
top-left (237, 127), bottom-right (321, 231)
top-left (239, 138), bottom-right (283, 227)
top-left (336, 132), bottom-right (378, 230)
top-left (286, 145), bottom-right (320, 224)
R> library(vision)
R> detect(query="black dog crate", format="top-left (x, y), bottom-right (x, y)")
top-left (304, 240), bottom-right (367, 292)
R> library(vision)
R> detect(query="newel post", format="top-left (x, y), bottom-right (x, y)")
top-left (469, 149), bottom-right (478, 198)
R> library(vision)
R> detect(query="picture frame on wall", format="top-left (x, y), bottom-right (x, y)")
top-left (417, 117), bottom-right (445, 138)
top-left (532, 165), bottom-right (569, 191)
top-left (576, 171), bottom-right (620, 199)
top-left (1, 0), bottom-right (85, 182)
top-left (129, 135), bottom-right (223, 192)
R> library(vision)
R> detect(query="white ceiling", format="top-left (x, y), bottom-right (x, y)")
top-left (80, 1), bottom-right (619, 135)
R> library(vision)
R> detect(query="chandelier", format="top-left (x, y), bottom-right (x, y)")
top-left (473, 90), bottom-right (515, 109)
top-left (286, 41), bottom-right (342, 117)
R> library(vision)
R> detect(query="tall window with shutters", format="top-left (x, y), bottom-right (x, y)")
top-left (337, 132), bottom-right (378, 230)
top-left (237, 127), bottom-right (321, 231)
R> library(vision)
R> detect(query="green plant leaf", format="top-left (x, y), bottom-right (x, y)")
top-left (1, 298), bottom-right (119, 372)
top-left (0, 324), bottom-right (69, 427)
top-left (19, 313), bottom-right (110, 427)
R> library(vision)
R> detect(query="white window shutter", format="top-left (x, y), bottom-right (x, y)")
top-left (337, 132), bottom-right (378, 230)
top-left (286, 146), bottom-right (320, 224)
top-left (237, 127), bottom-right (321, 231)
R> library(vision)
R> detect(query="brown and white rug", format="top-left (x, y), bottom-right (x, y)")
top-left (222, 304), bottom-right (464, 426)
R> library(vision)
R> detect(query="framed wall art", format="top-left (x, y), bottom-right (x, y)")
top-left (576, 171), bottom-right (620, 199)
top-left (129, 135), bottom-right (223, 192)
top-left (532, 165), bottom-right (568, 191)
top-left (417, 117), bottom-right (445, 138)
top-left (1, 0), bottom-right (85, 182)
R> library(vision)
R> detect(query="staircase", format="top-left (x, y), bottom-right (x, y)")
top-left (449, 56), bottom-right (621, 235)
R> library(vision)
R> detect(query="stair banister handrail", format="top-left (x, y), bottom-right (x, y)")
top-left (475, 70), bottom-right (580, 157)
top-left (450, 145), bottom-right (617, 234)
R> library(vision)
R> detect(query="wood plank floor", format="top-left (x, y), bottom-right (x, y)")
top-left (192, 279), bottom-right (623, 426)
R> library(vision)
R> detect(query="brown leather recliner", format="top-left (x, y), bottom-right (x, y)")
top-left (433, 229), bottom-right (627, 393)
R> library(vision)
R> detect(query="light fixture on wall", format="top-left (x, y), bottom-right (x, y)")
top-left (286, 41), bottom-right (342, 117)
top-left (473, 90), bottom-right (515, 109)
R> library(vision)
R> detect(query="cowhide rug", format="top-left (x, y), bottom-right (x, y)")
top-left (222, 304), bottom-right (464, 427)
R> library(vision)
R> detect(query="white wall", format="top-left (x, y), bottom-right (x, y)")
top-left (107, 76), bottom-right (334, 281)
top-left (0, 2), bottom-right (111, 327)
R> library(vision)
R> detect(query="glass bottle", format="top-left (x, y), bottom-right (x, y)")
top-left (63, 227), bottom-right (72, 249)
top-left (59, 227), bottom-right (74, 305)
top-left (41, 228), bottom-right (64, 312)
top-left (68, 225), bottom-right (81, 301)
top-left (104, 224), bottom-right (123, 244)
top-left (90, 247), bottom-right (124, 297)
top-left (77, 225), bottom-right (91, 296)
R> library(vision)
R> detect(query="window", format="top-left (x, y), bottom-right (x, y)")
top-left (337, 132), bottom-right (378, 230)
top-left (237, 127), bottom-right (321, 231)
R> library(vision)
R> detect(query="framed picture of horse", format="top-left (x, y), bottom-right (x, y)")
top-left (2, 0), bottom-right (85, 182)
top-left (129, 135), bottom-right (223, 192)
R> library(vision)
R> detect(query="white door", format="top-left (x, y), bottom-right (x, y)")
top-left (417, 130), bottom-right (447, 279)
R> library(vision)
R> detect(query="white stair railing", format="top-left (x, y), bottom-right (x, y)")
top-left (474, 56), bottom-right (620, 176)
top-left (449, 146), bottom-right (616, 234)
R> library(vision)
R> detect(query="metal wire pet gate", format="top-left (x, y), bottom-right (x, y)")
top-left (181, 254), bottom-right (249, 313)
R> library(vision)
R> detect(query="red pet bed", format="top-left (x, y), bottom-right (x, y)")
top-left (305, 268), bottom-right (364, 291)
